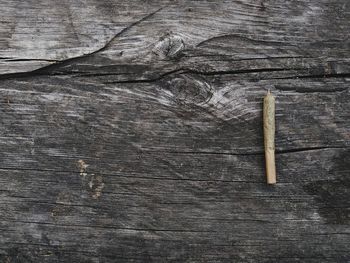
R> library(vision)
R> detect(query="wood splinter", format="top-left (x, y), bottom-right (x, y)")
top-left (263, 90), bottom-right (276, 184)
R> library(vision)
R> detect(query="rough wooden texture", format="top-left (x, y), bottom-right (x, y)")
top-left (0, 0), bottom-right (349, 262)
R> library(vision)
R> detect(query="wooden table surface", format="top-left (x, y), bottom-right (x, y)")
top-left (0, 0), bottom-right (349, 262)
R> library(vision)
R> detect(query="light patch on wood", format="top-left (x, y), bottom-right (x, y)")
top-left (89, 175), bottom-right (105, 199)
top-left (77, 159), bottom-right (88, 177)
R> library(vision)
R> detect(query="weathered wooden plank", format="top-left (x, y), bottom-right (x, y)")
top-left (0, 73), bottom-right (349, 262)
top-left (0, 147), bottom-right (349, 262)
top-left (0, 0), bottom-right (349, 76)
top-left (0, 0), bottom-right (349, 262)
top-left (0, 76), bottom-right (348, 160)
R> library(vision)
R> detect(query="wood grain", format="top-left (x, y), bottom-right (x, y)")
top-left (0, 0), bottom-right (349, 262)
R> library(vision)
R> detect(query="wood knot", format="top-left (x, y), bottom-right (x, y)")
top-left (162, 74), bottom-right (212, 105)
top-left (153, 34), bottom-right (185, 59)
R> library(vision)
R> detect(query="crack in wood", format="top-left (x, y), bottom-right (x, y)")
top-left (0, 7), bottom-right (164, 81)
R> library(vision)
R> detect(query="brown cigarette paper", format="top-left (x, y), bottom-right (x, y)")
top-left (263, 90), bottom-right (276, 184)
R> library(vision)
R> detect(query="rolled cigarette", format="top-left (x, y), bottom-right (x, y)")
top-left (263, 90), bottom-right (276, 184)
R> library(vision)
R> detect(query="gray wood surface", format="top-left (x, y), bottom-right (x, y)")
top-left (0, 0), bottom-right (349, 262)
